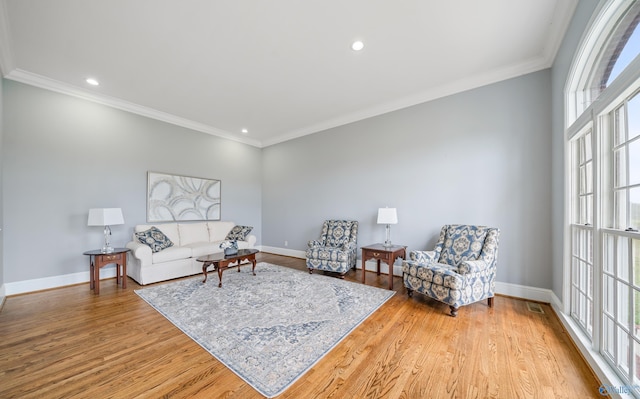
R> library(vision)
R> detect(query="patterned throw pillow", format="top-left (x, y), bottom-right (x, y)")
top-left (226, 225), bottom-right (253, 241)
top-left (135, 226), bottom-right (174, 253)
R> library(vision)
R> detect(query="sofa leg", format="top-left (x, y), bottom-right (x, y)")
top-left (449, 306), bottom-right (458, 317)
top-left (488, 297), bottom-right (494, 308)
top-left (407, 288), bottom-right (413, 297)
top-left (308, 269), bottom-right (313, 274)
top-left (339, 273), bottom-right (346, 279)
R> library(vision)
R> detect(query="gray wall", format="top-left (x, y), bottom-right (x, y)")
top-left (263, 70), bottom-right (552, 288)
top-left (2, 80), bottom-right (262, 283)
top-left (550, 0), bottom-right (601, 299)
top-left (0, 78), bottom-right (4, 291)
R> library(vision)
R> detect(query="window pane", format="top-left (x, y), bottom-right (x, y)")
top-left (587, 229), bottom-right (593, 263)
top-left (629, 139), bottom-right (640, 185)
top-left (586, 162), bottom-right (593, 193)
top-left (580, 165), bottom-right (587, 194)
top-left (635, 338), bottom-right (640, 384)
top-left (604, 315), bottom-right (615, 358)
top-left (631, 93), bottom-right (640, 140)
top-left (635, 289), bottom-right (640, 338)
top-left (632, 187), bottom-right (640, 230)
top-left (586, 195), bottom-right (593, 225)
top-left (605, 234), bottom-right (615, 273)
top-left (585, 131), bottom-right (593, 160)
top-left (615, 189), bottom-right (628, 229)
top-left (619, 238), bottom-right (630, 281)
top-left (619, 326), bottom-right (630, 374)
top-left (619, 282), bottom-right (630, 326)
top-left (615, 148), bottom-right (627, 187)
top-left (634, 240), bottom-right (640, 288)
top-left (605, 275), bottom-right (615, 314)
top-left (615, 106), bottom-right (627, 146)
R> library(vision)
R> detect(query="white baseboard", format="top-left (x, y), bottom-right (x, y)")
top-left (4, 266), bottom-right (117, 296)
top-left (494, 281), bottom-right (555, 303)
top-left (259, 245), bottom-right (305, 259)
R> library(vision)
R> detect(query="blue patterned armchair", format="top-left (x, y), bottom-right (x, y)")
top-left (306, 220), bottom-right (358, 278)
top-left (402, 224), bottom-right (500, 317)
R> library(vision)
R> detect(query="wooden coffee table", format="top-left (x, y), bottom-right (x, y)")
top-left (197, 248), bottom-right (259, 287)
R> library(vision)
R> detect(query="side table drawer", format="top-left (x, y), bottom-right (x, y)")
top-left (365, 250), bottom-right (388, 260)
top-left (101, 253), bottom-right (123, 262)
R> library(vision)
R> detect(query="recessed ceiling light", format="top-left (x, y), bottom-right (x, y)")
top-left (86, 78), bottom-right (99, 86)
top-left (241, 128), bottom-right (248, 134)
top-left (351, 41), bottom-right (364, 51)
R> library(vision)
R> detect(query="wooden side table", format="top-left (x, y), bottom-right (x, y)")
top-left (361, 243), bottom-right (407, 290)
top-left (83, 248), bottom-right (130, 294)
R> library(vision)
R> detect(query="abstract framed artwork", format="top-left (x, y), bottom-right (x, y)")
top-left (147, 172), bottom-right (221, 222)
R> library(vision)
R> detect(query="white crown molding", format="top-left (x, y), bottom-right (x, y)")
top-left (262, 56), bottom-right (551, 147)
top-left (0, 0), bottom-right (15, 76)
top-left (4, 69), bottom-right (263, 148)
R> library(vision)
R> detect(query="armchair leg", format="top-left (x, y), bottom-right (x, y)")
top-left (449, 306), bottom-right (458, 317)
top-left (308, 269), bottom-right (314, 274)
top-left (488, 297), bottom-right (494, 308)
top-left (407, 288), bottom-right (413, 297)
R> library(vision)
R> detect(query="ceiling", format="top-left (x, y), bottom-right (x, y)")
top-left (0, 0), bottom-right (577, 148)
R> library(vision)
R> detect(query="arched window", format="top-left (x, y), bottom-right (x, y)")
top-left (566, 0), bottom-right (640, 388)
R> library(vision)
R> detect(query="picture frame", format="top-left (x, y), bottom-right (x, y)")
top-left (147, 171), bottom-right (221, 222)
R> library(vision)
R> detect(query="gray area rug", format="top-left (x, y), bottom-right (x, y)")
top-left (135, 262), bottom-right (395, 397)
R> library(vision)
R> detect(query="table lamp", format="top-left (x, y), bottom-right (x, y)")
top-left (377, 207), bottom-right (398, 247)
top-left (88, 208), bottom-right (124, 253)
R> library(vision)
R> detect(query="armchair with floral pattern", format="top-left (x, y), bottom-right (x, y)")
top-left (306, 220), bottom-right (358, 278)
top-left (402, 224), bottom-right (500, 317)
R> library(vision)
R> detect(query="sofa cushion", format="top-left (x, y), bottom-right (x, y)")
top-left (135, 227), bottom-right (174, 253)
top-left (135, 223), bottom-right (180, 246)
top-left (208, 221), bottom-right (236, 242)
top-left (184, 242), bottom-right (219, 258)
top-left (179, 222), bottom-right (209, 246)
top-left (152, 246), bottom-right (192, 263)
top-left (226, 225), bottom-right (253, 241)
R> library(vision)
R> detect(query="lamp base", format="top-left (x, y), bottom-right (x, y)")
top-left (101, 246), bottom-right (115, 254)
top-left (101, 226), bottom-right (113, 253)
top-left (383, 224), bottom-right (393, 247)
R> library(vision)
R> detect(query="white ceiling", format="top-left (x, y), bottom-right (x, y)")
top-left (0, 0), bottom-right (577, 147)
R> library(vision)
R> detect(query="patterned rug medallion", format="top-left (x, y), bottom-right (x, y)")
top-left (135, 262), bottom-right (395, 398)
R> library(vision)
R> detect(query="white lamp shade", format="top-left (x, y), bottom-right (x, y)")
top-left (88, 208), bottom-right (124, 226)
top-left (377, 208), bottom-right (398, 224)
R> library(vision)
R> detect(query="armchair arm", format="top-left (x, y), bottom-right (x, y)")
top-left (341, 241), bottom-right (357, 251)
top-left (458, 259), bottom-right (490, 275)
top-left (409, 250), bottom-right (438, 263)
top-left (308, 239), bottom-right (323, 248)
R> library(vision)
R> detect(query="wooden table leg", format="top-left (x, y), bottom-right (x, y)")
top-left (121, 260), bottom-right (127, 289)
top-left (89, 257), bottom-right (95, 290)
top-left (202, 261), bottom-right (214, 283)
top-left (94, 261), bottom-right (100, 295)
top-left (362, 256), bottom-right (366, 283)
top-left (377, 259), bottom-right (381, 276)
top-left (251, 256), bottom-right (257, 276)
top-left (217, 266), bottom-right (224, 288)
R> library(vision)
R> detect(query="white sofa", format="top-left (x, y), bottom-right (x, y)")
top-left (125, 221), bottom-right (256, 285)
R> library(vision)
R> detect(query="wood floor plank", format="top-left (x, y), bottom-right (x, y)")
top-left (0, 253), bottom-right (601, 398)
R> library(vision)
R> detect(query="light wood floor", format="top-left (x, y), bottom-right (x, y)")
top-left (0, 253), bottom-right (601, 398)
